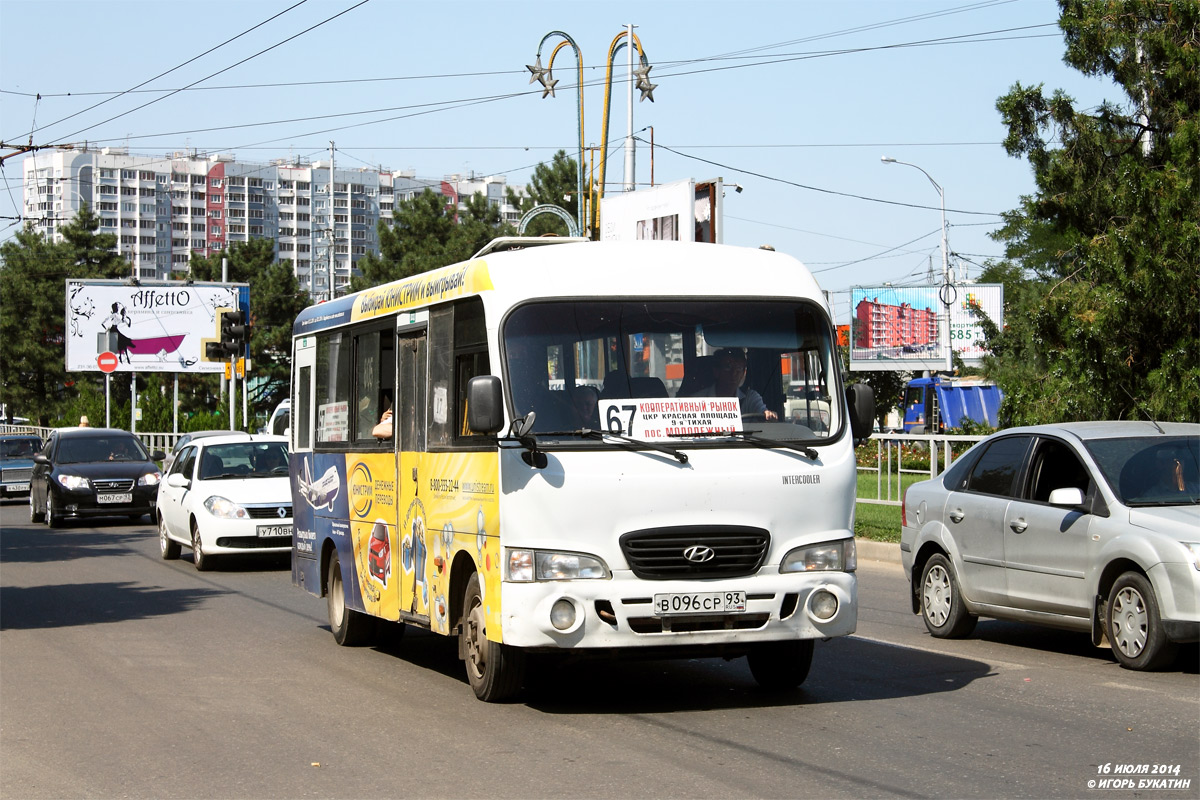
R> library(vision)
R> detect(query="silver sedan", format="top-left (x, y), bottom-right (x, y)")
top-left (901, 421), bottom-right (1199, 670)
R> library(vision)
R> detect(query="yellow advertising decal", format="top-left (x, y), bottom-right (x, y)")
top-left (346, 450), bottom-right (500, 638)
top-left (351, 260), bottom-right (493, 323)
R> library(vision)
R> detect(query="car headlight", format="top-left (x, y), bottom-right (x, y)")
top-left (1185, 542), bottom-right (1200, 571)
top-left (56, 474), bottom-right (90, 491)
top-left (204, 495), bottom-right (249, 520)
top-left (507, 549), bottom-right (610, 581)
top-left (138, 471), bottom-right (162, 487)
top-left (780, 539), bottom-right (857, 573)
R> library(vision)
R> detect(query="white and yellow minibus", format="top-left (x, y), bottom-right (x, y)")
top-left (289, 237), bottom-right (874, 701)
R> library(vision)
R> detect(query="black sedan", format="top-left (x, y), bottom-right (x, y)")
top-left (29, 427), bottom-right (165, 527)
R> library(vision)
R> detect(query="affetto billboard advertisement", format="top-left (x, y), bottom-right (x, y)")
top-left (65, 280), bottom-right (249, 373)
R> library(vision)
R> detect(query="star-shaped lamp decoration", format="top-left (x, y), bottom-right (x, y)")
top-left (542, 72), bottom-right (559, 99)
top-left (526, 56), bottom-right (549, 87)
top-left (634, 63), bottom-right (657, 103)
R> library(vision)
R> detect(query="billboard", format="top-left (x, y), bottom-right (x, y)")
top-left (848, 284), bottom-right (1003, 372)
top-left (65, 280), bottom-right (250, 373)
top-left (600, 178), bottom-right (725, 243)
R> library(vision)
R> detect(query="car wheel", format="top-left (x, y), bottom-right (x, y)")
top-left (327, 551), bottom-right (375, 646)
top-left (45, 493), bottom-right (61, 529)
top-left (919, 553), bottom-right (976, 638)
top-left (747, 639), bottom-right (814, 690)
top-left (1106, 572), bottom-right (1177, 671)
top-left (462, 571), bottom-right (525, 702)
top-left (159, 517), bottom-right (180, 560)
top-left (191, 521), bottom-right (212, 571)
top-left (29, 491), bottom-right (44, 523)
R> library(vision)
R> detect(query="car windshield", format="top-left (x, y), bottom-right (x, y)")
top-left (1087, 435), bottom-right (1200, 507)
top-left (503, 299), bottom-right (842, 442)
top-left (1, 438), bottom-right (39, 458)
top-left (199, 442), bottom-right (289, 480)
top-left (56, 436), bottom-right (149, 464)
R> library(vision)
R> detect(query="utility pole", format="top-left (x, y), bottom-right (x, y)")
top-left (623, 23), bottom-right (636, 192)
top-left (328, 141), bottom-right (336, 302)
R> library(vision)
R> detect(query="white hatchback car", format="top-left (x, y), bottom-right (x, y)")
top-left (156, 434), bottom-right (292, 570)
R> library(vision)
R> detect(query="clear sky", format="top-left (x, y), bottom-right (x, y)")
top-left (0, 0), bottom-right (1117, 323)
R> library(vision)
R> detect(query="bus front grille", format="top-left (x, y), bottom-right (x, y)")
top-left (619, 526), bottom-right (769, 580)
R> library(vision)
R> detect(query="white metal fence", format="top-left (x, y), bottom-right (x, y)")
top-left (4, 425), bottom-right (985, 508)
top-left (856, 433), bottom-right (985, 507)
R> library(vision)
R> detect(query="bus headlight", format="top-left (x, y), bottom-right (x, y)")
top-left (507, 549), bottom-right (610, 581)
top-left (780, 539), bottom-right (856, 573)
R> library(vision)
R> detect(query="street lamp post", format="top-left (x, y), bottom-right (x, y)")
top-left (528, 28), bottom-right (655, 237)
top-left (881, 156), bottom-right (954, 371)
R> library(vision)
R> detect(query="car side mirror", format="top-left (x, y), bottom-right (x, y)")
top-left (151, 450), bottom-right (166, 461)
top-left (166, 473), bottom-right (190, 488)
top-left (34, 453), bottom-right (50, 466)
top-left (845, 383), bottom-right (875, 443)
top-left (466, 375), bottom-right (504, 434)
top-left (1048, 487), bottom-right (1085, 508)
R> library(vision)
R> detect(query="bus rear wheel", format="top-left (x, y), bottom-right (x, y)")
top-left (327, 551), bottom-right (375, 646)
top-left (462, 572), bottom-right (524, 702)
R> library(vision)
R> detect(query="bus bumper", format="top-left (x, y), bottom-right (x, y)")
top-left (499, 570), bottom-right (856, 650)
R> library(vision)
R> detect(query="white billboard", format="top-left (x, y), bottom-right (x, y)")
top-left (65, 280), bottom-right (249, 373)
top-left (848, 284), bottom-right (1003, 372)
top-left (599, 178), bottom-right (725, 243)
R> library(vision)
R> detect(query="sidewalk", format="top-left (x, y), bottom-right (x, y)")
top-left (855, 537), bottom-right (901, 564)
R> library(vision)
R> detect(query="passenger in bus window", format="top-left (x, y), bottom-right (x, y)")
top-left (569, 385), bottom-right (600, 429)
top-left (684, 347), bottom-right (778, 420)
top-left (372, 399), bottom-right (393, 439)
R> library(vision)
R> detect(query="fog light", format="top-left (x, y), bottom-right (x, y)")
top-left (810, 589), bottom-right (837, 621)
top-left (550, 598), bottom-right (576, 631)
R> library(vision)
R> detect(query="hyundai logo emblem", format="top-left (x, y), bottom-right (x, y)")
top-left (277, 506), bottom-right (288, 519)
top-left (683, 545), bottom-right (715, 563)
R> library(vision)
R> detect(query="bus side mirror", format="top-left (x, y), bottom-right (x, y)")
top-left (846, 383), bottom-right (875, 443)
top-left (466, 375), bottom-right (504, 434)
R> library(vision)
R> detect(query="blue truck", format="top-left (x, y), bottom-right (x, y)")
top-left (901, 376), bottom-right (1002, 433)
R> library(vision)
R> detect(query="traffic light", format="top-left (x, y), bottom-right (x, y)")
top-left (203, 309), bottom-right (248, 361)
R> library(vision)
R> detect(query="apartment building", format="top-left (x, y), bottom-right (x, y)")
top-left (21, 147), bottom-right (509, 298)
top-left (853, 296), bottom-right (939, 350)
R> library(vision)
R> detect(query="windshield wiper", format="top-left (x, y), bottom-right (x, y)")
top-left (667, 429), bottom-right (819, 460)
top-left (536, 428), bottom-right (689, 464)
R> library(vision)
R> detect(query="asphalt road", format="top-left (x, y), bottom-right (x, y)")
top-left (2, 500), bottom-right (1197, 799)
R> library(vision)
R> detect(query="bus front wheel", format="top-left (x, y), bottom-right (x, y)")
top-left (747, 639), bottom-right (814, 690)
top-left (462, 572), bottom-right (525, 702)
top-left (327, 551), bottom-right (375, 646)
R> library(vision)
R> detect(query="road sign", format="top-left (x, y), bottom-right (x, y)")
top-left (97, 352), bottom-right (119, 373)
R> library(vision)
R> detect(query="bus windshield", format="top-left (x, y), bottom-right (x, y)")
top-left (503, 299), bottom-right (841, 442)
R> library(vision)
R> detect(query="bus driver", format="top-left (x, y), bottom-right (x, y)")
top-left (685, 347), bottom-right (778, 420)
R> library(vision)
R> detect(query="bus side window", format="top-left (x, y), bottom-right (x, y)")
top-left (428, 298), bottom-right (489, 449)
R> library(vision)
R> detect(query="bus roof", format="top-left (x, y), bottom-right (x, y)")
top-left (292, 240), bottom-right (828, 337)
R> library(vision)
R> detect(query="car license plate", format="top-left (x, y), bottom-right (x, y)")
top-left (256, 524), bottom-right (292, 538)
top-left (653, 591), bottom-right (746, 616)
top-left (96, 493), bottom-right (132, 504)
top-left (7, 483), bottom-right (30, 492)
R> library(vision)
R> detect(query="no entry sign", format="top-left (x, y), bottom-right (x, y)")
top-left (97, 351), bottom-right (119, 373)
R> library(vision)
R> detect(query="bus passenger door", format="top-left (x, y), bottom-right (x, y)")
top-left (396, 329), bottom-right (430, 621)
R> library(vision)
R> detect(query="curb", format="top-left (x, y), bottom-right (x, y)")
top-left (855, 538), bottom-right (901, 564)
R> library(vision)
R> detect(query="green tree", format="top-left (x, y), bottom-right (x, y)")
top-left (985, 0), bottom-right (1200, 423)
top-left (189, 239), bottom-right (309, 423)
top-left (350, 188), bottom-right (513, 292)
top-left (0, 206), bottom-right (127, 425)
top-left (505, 149), bottom-right (580, 237)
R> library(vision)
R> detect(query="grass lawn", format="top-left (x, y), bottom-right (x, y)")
top-left (853, 470), bottom-right (932, 543)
